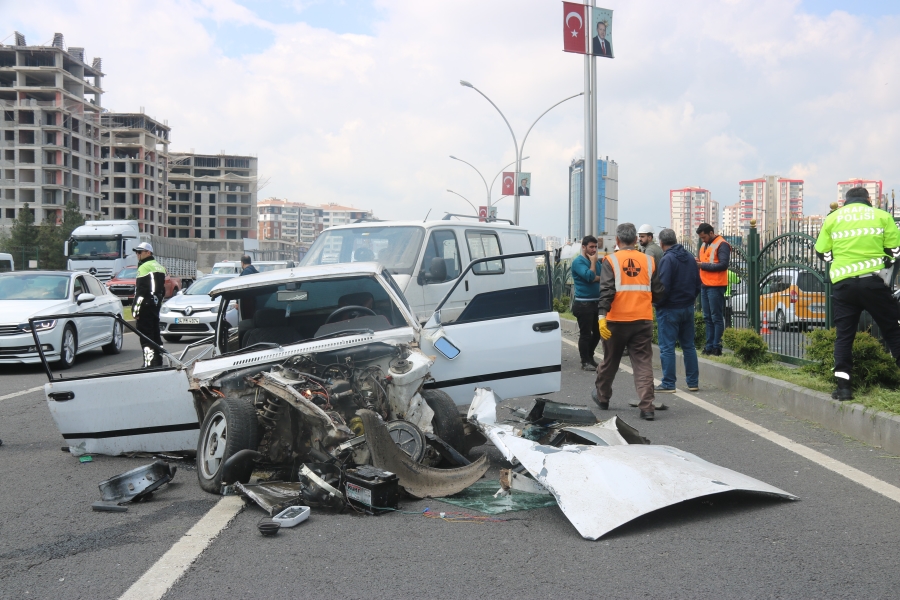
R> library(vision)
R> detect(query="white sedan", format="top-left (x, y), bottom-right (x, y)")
top-left (159, 275), bottom-right (239, 342)
top-left (0, 271), bottom-right (124, 368)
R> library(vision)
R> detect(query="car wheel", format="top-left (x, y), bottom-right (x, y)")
top-left (196, 395), bottom-right (260, 494)
top-left (102, 319), bottom-right (123, 355)
top-left (421, 389), bottom-right (464, 451)
top-left (163, 334), bottom-right (183, 343)
top-left (56, 325), bottom-right (77, 370)
top-left (776, 309), bottom-right (787, 331)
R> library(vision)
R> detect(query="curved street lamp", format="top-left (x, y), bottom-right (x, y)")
top-left (460, 80), bottom-right (582, 225)
top-left (450, 155), bottom-right (529, 217)
top-left (445, 189), bottom-right (479, 215)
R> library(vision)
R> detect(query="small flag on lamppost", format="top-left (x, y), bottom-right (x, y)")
top-left (478, 206), bottom-right (488, 222)
top-left (501, 172), bottom-right (516, 196)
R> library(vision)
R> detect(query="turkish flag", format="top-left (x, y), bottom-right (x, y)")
top-left (501, 172), bottom-right (516, 196)
top-left (562, 2), bottom-right (589, 55)
top-left (478, 206), bottom-right (487, 222)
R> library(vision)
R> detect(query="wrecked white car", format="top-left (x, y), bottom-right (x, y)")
top-left (40, 253), bottom-right (562, 496)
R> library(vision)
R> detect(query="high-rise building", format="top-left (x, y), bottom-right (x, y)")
top-left (167, 152), bottom-right (258, 240)
top-left (670, 187), bottom-right (717, 242)
top-left (257, 198), bottom-right (372, 248)
top-left (568, 156), bottom-right (618, 241)
top-left (100, 113), bottom-right (169, 235)
top-left (738, 175), bottom-right (803, 236)
top-left (722, 202), bottom-right (740, 237)
top-left (0, 33), bottom-right (104, 227)
top-left (837, 178), bottom-right (882, 207)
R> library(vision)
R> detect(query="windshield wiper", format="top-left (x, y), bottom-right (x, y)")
top-left (225, 342), bottom-right (280, 356)
top-left (313, 328), bottom-right (374, 341)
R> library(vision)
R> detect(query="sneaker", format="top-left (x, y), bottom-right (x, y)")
top-left (700, 348), bottom-right (711, 356)
top-left (588, 358), bottom-right (599, 368)
top-left (630, 400), bottom-right (668, 410)
top-left (687, 385), bottom-right (699, 392)
top-left (712, 348), bottom-right (723, 356)
top-left (581, 363), bottom-right (596, 372)
top-left (654, 385), bottom-right (676, 393)
top-left (591, 389), bottom-right (609, 410)
top-left (640, 410), bottom-right (655, 421)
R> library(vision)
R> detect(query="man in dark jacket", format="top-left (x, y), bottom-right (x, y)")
top-left (653, 228), bottom-right (701, 392)
top-left (132, 242), bottom-right (167, 368)
top-left (240, 255), bottom-right (258, 276)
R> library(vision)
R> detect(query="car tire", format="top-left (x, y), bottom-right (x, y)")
top-left (421, 389), bottom-right (464, 451)
top-left (776, 309), bottom-right (787, 332)
top-left (102, 319), bottom-right (123, 355)
top-left (163, 334), bottom-right (183, 343)
top-left (197, 395), bottom-right (260, 494)
top-left (56, 324), bottom-right (77, 370)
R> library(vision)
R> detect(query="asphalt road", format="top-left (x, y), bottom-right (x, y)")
top-left (1, 330), bottom-right (899, 599)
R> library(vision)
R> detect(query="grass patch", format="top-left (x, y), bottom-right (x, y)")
top-left (559, 311), bottom-right (576, 322)
top-left (704, 353), bottom-right (900, 416)
top-left (123, 306), bottom-right (133, 321)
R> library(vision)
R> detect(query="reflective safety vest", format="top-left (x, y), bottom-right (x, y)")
top-left (699, 236), bottom-right (729, 287)
top-left (814, 202), bottom-right (900, 284)
top-left (605, 249), bottom-right (654, 322)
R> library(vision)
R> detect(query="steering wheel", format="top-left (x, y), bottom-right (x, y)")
top-left (324, 305), bottom-right (376, 324)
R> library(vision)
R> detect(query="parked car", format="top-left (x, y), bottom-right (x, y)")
top-left (253, 260), bottom-right (295, 272)
top-left (0, 271), bottom-right (123, 368)
top-left (730, 268), bottom-right (826, 330)
top-left (210, 261), bottom-right (241, 274)
top-left (159, 275), bottom-right (239, 342)
top-left (105, 266), bottom-right (183, 305)
top-left (0, 252), bottom-right (14, 272)
top-left (41, 253), bottom-right (561, 495)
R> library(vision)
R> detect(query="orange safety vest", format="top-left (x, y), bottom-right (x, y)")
top-left (699, 236), bottom-right (729, 287)
top-left (605, 249), bottom-right (654, 322)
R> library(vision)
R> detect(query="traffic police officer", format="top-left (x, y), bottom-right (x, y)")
top-left (592, 223), bottom-right (665, 420)
top-left (815, 187), bottom-right (900, 400)
top-left (132, 242), bottom-right (167, 368)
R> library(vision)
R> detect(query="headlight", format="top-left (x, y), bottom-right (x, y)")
top-left (161, 304), bottom-right (170, 314)
top-left (210, 301), bottom-right (221, 314)
top-left (18, 319), bottom-right (58, 333)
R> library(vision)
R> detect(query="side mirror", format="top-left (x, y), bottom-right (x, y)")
top-left (63, 241), bottom-right (69, 257)
top-left (426, 256), bottom-right (447, 283)
top-left (176, 289), bottom-right (184, 295)
top-left (76, 293), bottom-right (96, 305)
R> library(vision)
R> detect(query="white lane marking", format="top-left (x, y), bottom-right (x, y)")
top-left (119, 496), bottom-right (244, 600)
top-left (0, 385), bottom-right (44, 402)
top-left (562, 337), bottom-right (900, 504)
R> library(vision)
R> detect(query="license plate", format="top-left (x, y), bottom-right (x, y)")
top-left (808, 305), bottom-right (824, 313)
top-left (175, 317), bottom-right (201, 324)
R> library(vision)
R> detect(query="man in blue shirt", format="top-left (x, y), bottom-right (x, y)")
top-left (571, 236), bottom-right (601, 371)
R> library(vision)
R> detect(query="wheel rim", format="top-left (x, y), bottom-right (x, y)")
top-left (113, 322), bottom-right (123, 349)
top-left (63, 329), bottom-right (75, 363)
top-left (777, 312), bottom-right (785, 328)
top-left (200, 412), bottom-right (227, 478)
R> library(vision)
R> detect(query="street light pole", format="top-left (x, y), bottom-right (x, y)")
top-left (460, 80), bottom-right (582, 226)
top-left (450, 156), bottom-right (529, 220)
top-left (445, 189), bottom-right (479, 216)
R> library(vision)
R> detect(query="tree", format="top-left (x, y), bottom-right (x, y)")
top-left (0, 203), bottom-right (39, 267)
top-left (38, 201), bottom-right (85, 270)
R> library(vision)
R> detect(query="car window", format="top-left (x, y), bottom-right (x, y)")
top-left (465, 230), bottom-right (504, 275)
top-left (0, 274), bottom-right (70, 300)
top-left (301, 226), bottom-right (426, 275)
top-left (74, 277), bottom-right (87, 297)
top-left (0, 259), bottom-right (12, 272)
top-left (116, 267), bottom-right (138, 279)
top-left (186, 276), bottom-right (234, 296)
top-left (421, 230), bottom-right (461, 283)
top-left (796, 272), bottom-right (824, 293)
top-left (86, 276), bottom-right (106, 296)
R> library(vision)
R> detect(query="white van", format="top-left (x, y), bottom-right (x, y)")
top-left (299, 219), bottom-right (539, 321)
top-left (0, 253), bottom-right (13, 272)
top-left (210, 261), bottom-right (241, 275)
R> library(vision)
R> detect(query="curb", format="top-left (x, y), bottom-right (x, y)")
top-left (559, 317), bottom-right (900, 455)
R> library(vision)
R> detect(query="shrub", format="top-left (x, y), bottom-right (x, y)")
top-left (804, 328), bottom-right (900, 390)
top-left (723, 328), bottom-right (772, 365)
top-left (694, 311), bottom-right (706, 349)
top-left (552, 296), bottom-right (571, 314)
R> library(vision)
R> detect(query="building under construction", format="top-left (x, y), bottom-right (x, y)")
top-left (0, 32), bottom-right (104, 226)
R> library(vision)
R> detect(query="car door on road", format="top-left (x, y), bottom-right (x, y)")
top-left (421, 250), bottom-right (561, 405)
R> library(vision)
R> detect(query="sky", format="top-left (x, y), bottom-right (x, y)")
top-left (4, 0), bottom-right (900, 239)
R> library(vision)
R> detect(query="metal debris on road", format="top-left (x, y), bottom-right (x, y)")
top-left (97, 460), bottom-right (177, 505)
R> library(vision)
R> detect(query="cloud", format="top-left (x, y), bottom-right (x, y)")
top-left (6, 0), bottom-right (900, 237)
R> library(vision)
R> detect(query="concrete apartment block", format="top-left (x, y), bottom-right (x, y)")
top-left (100, 113), bottom-right (169, 236)
top-left (258, 198), bottom-right (372, 248)
top-left (670, 186), bottom-right (718, 242)
top-left (0, 32), bottom-right (104, 228)
top-left (167, 152), bottom-right (258, 240)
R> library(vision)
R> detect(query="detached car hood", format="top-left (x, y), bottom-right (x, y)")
top-left (0, 300), bottom-right (71, 324)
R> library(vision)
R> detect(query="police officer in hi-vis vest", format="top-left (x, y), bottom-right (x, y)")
top-left (815, 186), bottom-right (900, 401)
top-left (132, 242), bottom-right (167, 368)
top-left (591, 223), bottom-right (665, 421)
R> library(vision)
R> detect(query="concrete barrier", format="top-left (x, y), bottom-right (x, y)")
top-left (560, 317), bottom-right (900, 455)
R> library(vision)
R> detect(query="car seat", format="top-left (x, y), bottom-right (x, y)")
top-left (242, 308), bottom-right (302, 347)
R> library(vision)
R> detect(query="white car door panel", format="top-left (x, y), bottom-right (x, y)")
top-left (46, 369), bottom-right (198, 456)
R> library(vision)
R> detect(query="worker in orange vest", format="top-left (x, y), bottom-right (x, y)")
top-left (696, 223), bottom-right (730, 356)
top-left (591, 223), bottom-right (665, 420)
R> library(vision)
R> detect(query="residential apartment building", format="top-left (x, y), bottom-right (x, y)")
top-left (670, 187), bottom-right (718, 242)
top-left (258, 198), bottom-right (372, 248)
top-left (722, 202), bottom-right (740, 237)
top-left (738, 175), bottom-right (804, 236)
top-left (0, 33), bottom-right (104, 227)
top-left (100, 113), bottom-right (169, 235)
top-left (837, 178), bottom-right (882, 207)
top-left (167, 152), bottom-right (257, 240)
top-left (568, 156), bottom-right (618, 240)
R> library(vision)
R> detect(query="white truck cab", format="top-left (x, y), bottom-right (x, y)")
top-left (299, 219), bottom-right (536, 322)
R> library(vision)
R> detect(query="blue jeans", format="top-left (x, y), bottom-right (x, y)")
top-left (657, 306), bottom-right (699, 389)
top-left (701, 286), bottom-right (726, 351)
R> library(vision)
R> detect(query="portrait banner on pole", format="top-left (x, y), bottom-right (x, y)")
top-left (517, 172), bottom-right (531, 197)
top-left (591, 7), bottom-right (614, 58)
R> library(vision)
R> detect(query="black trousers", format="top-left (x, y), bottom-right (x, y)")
top-left (833, 275), bottom-right (900, 378)
top-left (136, 308), bottom-right (164, 367)
top-left (572, 300), bottom-right (600, 364)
